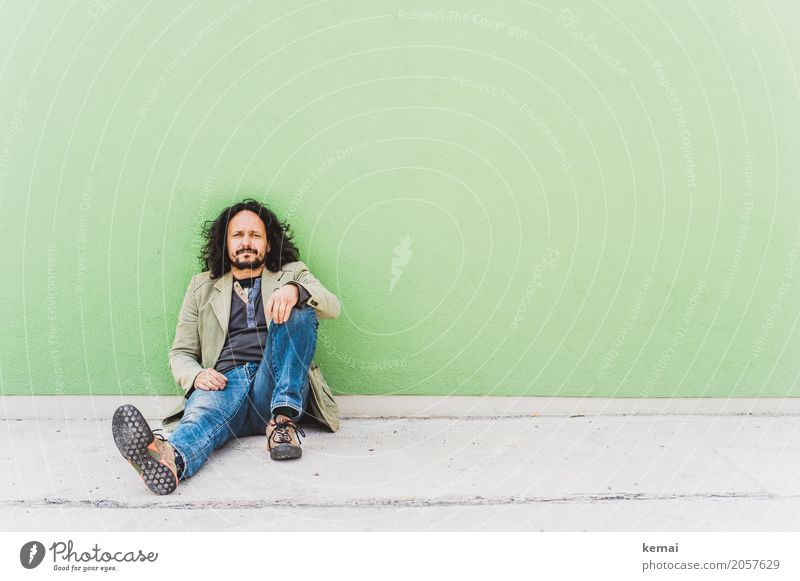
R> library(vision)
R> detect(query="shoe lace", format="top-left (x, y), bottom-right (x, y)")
top-left (152, 428), bottom-right (168, 442)
top-left (270, 418), bottom-right (306, 445)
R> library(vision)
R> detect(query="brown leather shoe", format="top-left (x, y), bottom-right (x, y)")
top-left (266, 415), bottom-right (306, 460)
top-left (112, 404), bottom-right (179, 495)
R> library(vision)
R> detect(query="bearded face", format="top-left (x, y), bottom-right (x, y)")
top-left (226, 210), bottom-right (270, 271)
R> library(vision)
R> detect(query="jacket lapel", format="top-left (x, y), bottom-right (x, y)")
top-left (209, 269), bottom-right (287, 334)
top-left (210, 272), bottom-right (233, 335)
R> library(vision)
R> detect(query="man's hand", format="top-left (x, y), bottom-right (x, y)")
top-left (194, 368), bottom-right (228, 391)
top-left (266, 283), bottom-right (299, 324)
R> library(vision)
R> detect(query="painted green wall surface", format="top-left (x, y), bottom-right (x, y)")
top-left (1, 1), bottom-right (799, 398)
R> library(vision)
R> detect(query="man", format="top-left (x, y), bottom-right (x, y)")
top-left (112, 199), bottom-right (341, 495)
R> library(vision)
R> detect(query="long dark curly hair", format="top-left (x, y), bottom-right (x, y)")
top-left (200, 198), bottom-right (300, 279)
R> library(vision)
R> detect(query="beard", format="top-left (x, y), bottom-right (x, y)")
top-left (230, 248), bottom-right (266, 270)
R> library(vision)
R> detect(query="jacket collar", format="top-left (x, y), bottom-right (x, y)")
top-left (209, 268), bottom-right (285, 332)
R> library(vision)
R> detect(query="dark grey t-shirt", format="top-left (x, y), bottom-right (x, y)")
top-left (215, 276), bottom-right (310, 374)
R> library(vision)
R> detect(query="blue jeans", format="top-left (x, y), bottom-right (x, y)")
top-left (169, 305), bottom-right (318, 480)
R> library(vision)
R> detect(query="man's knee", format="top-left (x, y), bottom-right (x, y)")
top-left (278, 306), bottom-right (317, 328)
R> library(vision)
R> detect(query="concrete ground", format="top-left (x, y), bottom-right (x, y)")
top-left (2, 395), bottom-right (800, 531)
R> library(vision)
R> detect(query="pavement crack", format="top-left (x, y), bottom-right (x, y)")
top-left (1, 491), bottom-right (793, 511)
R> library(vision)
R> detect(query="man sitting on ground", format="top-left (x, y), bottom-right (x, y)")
top-left (111, 198), bottom-right (340, 495)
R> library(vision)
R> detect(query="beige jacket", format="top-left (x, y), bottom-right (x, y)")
top-left (162, 260), bottom-right (341, 432)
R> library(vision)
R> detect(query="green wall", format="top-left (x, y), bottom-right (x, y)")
top-left (1, 1), bottom-right (799, 398)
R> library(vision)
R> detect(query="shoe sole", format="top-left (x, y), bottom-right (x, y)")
top-left (112, 404), bottom-right (177, 495)
top-left (270, 444), bottom-right (302, 461)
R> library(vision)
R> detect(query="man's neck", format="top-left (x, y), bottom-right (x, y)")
top-left (231, 266), bottom-right (265, 280)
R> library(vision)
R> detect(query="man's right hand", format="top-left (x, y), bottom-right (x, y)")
top-left (193, 368), bottom-right (228, 391)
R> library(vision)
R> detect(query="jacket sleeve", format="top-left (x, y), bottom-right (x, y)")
top-left (283, 281), bottom-right (311, 307)
top-left (284, 260), bottom-right (341, 319)
top-left (168, 275), bottom-right (204, 392)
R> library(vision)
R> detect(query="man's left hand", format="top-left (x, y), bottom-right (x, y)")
top-left (266, 283), bottom-right (299, 324)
